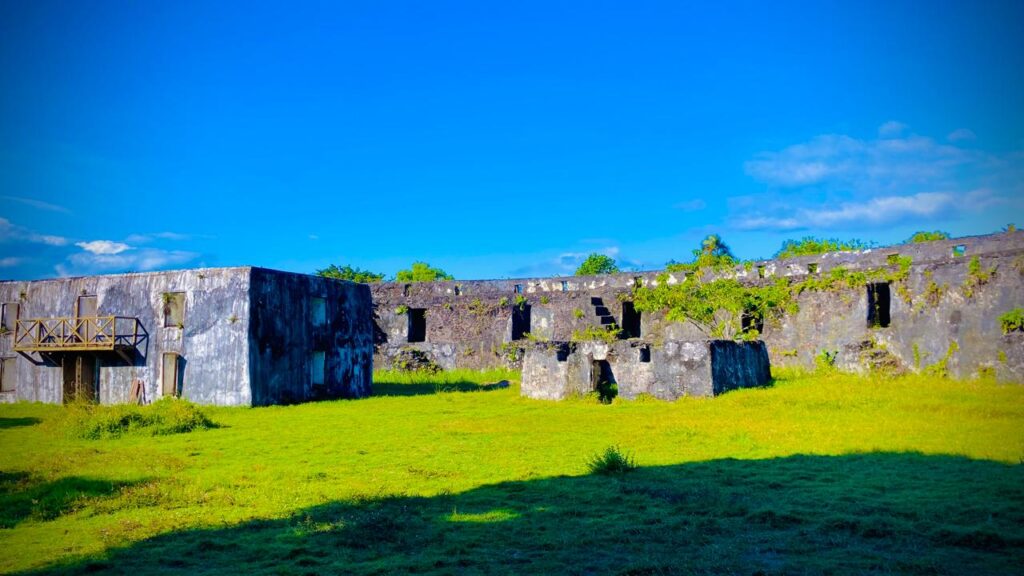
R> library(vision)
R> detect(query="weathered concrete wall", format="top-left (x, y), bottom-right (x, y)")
top-left (373, 231), bottom-right (1024, 382)
top-left (519, 343), bottom-right (593, 400)
top-left (521, 339), bottom-right (771, 401)
top-left (248, 268), bottom-right (373, 405)
top-left (0, 267), bottom-right (251, 405)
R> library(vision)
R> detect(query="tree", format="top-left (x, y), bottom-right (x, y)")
top-left (774, 237), bottom-right (870, 259)
top-left (698, 234), bottom-right (735, 259)
top-left (575, 253), bottom-right (619, 276)
top-left (315, 264), bottom-right (385, 283)
top-left (904, 231), bottom-right (950, 244)
top-left (395, 261), bottom-right (454, 282)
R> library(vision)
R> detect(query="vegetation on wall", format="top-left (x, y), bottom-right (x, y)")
top-left (395, 262), bottom-right (454, 283)
top-left (1000, 308), bottom-right (1024, 334)
top-left (315, 264), bottom-right (385, 283)
top-left (571, 324), bottom-right (623, 343)
top-left (666, 234), bottom-right (738, 276)
top-left (774, 237), bottom-right (871, 259)
top-left (635, 236), bottom-right (915, 339)
top-left (961, 255), bottom-right (996, 299)
top-left (574, 253), bottom-right (619, 276)
top-left (905, 230), bottom-right (950, 244)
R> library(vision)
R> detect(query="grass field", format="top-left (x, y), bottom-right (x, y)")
top-left (1, 369), bottom-right (1023, 575)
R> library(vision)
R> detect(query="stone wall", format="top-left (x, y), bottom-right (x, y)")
top-left (521, 339), bottom-right (771, 401)
top-left (372, 231), bottom-right (1024, 382)
top-left (0, 267), bottom-right (374, 406)
top-left (0, 267), bottom-right (253, 405)
top-left (248, 268), bottom-right (374, 405)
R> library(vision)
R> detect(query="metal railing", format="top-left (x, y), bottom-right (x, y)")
top-left (13, 316), bottom-right (143, 352)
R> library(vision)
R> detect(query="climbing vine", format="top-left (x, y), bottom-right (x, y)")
top-left (633, 256), bottom-right (914, 339)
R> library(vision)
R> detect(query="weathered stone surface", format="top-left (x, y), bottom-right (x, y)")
top-left (0, 267), bottom-right (373, 406)
top-left (997, 333), bottom-right (1024, 383)
top-left (521, 339), bottom-right (771, 401)
top-left (372, 232), bottom-right (1024, 382)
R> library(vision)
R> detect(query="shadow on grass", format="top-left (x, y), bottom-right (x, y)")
top-left (372, 380), bottom-right (512, 397)
top-left (0, 417), bottom-right (42, 429)
top-left (0, 472), bottom-right (146, 529)
top-left (18, 453), bottom-right (1024, 575)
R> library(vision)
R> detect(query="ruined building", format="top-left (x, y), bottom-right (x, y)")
top-left (371, 231), bottom-right (1024, 397)
top-left (0, 267), bottom-right (373, 406)
top-left (1, 232), bottom-right (1020, 406)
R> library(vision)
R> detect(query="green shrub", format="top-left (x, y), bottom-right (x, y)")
top-left (905, 231), bottom-right (950, 244)
top-left (999, 308), bottom-right (1024, 334)
top-left (586, 446), bottom-right (637, 475)
top-left (56, 398), bottom-right (217, 440)
top-left (775, 237), bottom-right (871, 259)
top-left (575, 254), bottom-right (619, 276)
top-left (571, 324), bottom-right (622, 343)
top-left (395, 262), bottom-right (454, 283)
top-left (315, 264), bottom-right (385, 283)
top-left (815, 350), bottom-right (838, 371)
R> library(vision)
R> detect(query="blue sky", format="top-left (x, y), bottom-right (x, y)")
top-left (1, 0), bottom-right (1022, 280)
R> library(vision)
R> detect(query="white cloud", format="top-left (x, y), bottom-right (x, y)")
top-left (76, 240), bottom-right (132, 255)
top-left (947, 128), bottom-right (976, 142)
top-left (1, 196), bottom-right (70, 213)
top-left (0, 257), bottom-right (23, 267)
top-left (736, 190), bottom-right (1003, 231)
top-left (744, 133), bottom-right (971, 190)
top-left (56, 248), bottom-right (198, 277)
top-left (878, 120), bottom-right (908, 138)
top-left (0, 217), bottom-right (69, 246)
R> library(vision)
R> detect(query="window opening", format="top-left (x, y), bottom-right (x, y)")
top-left (867, 282), bottom-right (891, 328)
top-left (407, 308), bottom-right (427, 343)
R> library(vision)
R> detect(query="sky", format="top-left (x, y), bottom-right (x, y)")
top-left (1, 0), bottom-right (1022, 281)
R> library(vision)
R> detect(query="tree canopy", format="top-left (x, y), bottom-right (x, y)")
top-left (395, 261), bottom-right (454, 282)
top-left (905, 231), bottom-right (950, 244)
top-left (315, 264), bottom-right (385, 283)
top-left (774, 237), bottom-right (871, 259)
top-left (575, 253), bottom-right (619, 276)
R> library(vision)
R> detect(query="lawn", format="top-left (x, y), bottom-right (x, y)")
top-left (1, 369), bottom-right (1023, 575)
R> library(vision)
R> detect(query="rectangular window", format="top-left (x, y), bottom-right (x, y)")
top-left (807, 263), bottom-right (819, 274)
top-left (867, 282), bottom-right (891, 328)
top-left (757, 265), bottom-right (766, 279)
top-left (639, 347), bottom-right (651, 363)
top-left (514, 284), bottom-right (523, 294)
top-left (621, 301), bottom-right (641, 338)
top-left (454, 285), bottom-right (461, 296)
top-left (310, 351), bottom-right (326, 385)
top-left (952, 244), bottom-right (966, 258)
top-left (511, 304), bottom-right (531, 341)
top-left (310, 297), bottom-right (327, 326)
top-left (0, 357), bottom-right (15, 392)
top-left (161, 353), bottom-right (181, 397)
top-left (1, 303), bottom-right (18, 332)
top-left (163, 292), bottom-right (186, 328)
top-left (561, 281), bottom-right (569, 292)
top-left (407, 308), bottom-right (427, 343)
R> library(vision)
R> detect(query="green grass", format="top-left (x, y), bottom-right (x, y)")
top-left (1, 369), bottom-right (1023, 574)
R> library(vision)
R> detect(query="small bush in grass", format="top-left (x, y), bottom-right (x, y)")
top-left (587, 446), bottom-right (638, 475)
top-left (55, 398), bottom-right (217, 440)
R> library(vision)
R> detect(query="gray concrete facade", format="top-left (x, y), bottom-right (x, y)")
top-left (0, 267), bottom-right (372, 406)
top-left (371, 231), bottom-right (1024, 383)
top-left (520, 340), bottom-right (772, 401)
